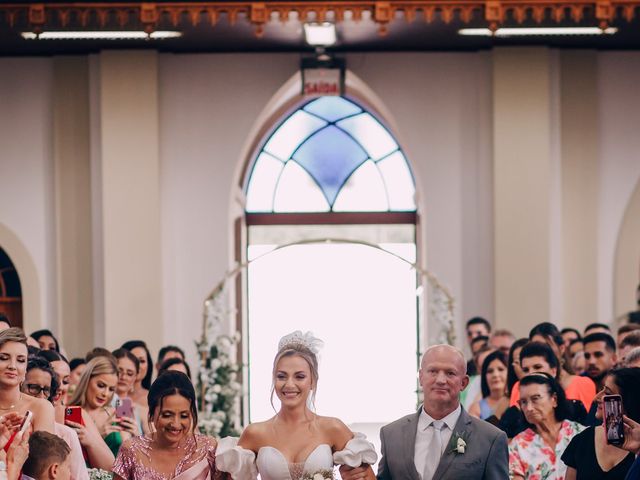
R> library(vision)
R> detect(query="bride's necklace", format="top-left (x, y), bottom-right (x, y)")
top-left (0, 393), bottom-right (21, 410)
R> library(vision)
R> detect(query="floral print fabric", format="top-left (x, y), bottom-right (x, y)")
top-left (508, 420), bottom-right (585, 480)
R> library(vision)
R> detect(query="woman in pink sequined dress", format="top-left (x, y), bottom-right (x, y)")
top-left (112, 371), bottom-right (224, 480)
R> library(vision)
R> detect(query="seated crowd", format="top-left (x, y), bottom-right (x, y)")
top-left (0, 312), bottom-right (191, 479)
top-left (462, 315), bottom-right (640, 480)
top-left (1, 309), bottom-right (640, 480)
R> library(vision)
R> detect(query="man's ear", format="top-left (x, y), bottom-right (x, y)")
top-left (461, 374), bottom-right (470, 390)
top-left (48, 462), bottom-right (59, 479)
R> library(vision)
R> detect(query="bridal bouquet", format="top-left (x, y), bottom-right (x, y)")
top-left (88, 469), bottom-right (113, 480)
top-left (301, 469), bottom-right (335, 480)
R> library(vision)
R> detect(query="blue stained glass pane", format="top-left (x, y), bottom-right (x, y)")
top-left (293, 126), bottom-right (369, 205)
top-left (263, 111), bottom-right (326, 161)
top-left (303, 97), bottom-right (362, 122)
top-left (337, 113), bottom-right (398, 160)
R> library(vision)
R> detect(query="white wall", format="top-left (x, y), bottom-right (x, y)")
top-left (1, 49), bottom-right (640, 360)
top-left (0, 58), bottom-right (56, 333)
top-left (346, 52), bottom-right (494, 345)
top-left (159, 53), bottom-right (300, 363)
top-left (598, 52), bottom-right (640, 322)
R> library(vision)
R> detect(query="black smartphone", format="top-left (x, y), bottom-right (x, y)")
top-left (603, 394), bottom-right (625, 446)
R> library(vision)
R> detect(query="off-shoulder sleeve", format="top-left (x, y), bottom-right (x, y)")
top-left (333, 432), bottom-right (378, 468)
top-left (215, 437), bottom-right (258, 480)
top-left (112, 440), bottom-right (135, 479)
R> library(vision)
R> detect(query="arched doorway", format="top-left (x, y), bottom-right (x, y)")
top-left (241, 95), bottom-right (420, 438)
top-left (0, 247), bottom-right (23, 328)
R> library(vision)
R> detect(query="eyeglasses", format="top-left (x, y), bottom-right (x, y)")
top-left (25, 383), bottom-right (51, 397)
top-left (518, 393), bottom-right (549, 408)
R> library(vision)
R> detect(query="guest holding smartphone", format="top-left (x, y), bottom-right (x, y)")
top-left (65, 356), bottom-right (121, 470)
top-left (120, 341), bottom-right (153, 409)
top-left (112, 349), bottom-right (149, 435)
top-left (562, 368), bottom-right (640, 480)
top-left (0, 328), bottom-right (54, 435)
top-left (21, 356), bottom-right (88, 480)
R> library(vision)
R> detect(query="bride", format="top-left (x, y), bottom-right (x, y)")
top-left (217, 331), bottom-right (377, 480)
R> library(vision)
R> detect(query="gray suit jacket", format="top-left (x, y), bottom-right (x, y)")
top-left (376, 407), bottom-right (509, 480)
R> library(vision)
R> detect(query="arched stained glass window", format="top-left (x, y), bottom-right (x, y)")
top-left (245, 97), bottom-right (416, 213)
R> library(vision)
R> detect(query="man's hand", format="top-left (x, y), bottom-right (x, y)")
top-left (622, 415), bottom-right (640, 454)
top-left (338, 465), bottom-right (369, 480)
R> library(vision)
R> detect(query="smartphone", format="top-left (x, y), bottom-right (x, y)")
top-left (18, 410), bottom-right (32, 435)
top-left (115, 397), bottom-right (135, 419)
top-left (603, 394), bottom-right (625, 446)
top-left (64, 406), bottom-right (84, 425)
top-left (3, 411), bottom-right (33, 452)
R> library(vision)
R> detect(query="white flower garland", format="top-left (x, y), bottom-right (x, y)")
top-left (196, 282), bottom-right (242, 438)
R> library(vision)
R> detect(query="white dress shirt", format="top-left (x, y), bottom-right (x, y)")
top-left (414, 404), bottom-right (462, 479)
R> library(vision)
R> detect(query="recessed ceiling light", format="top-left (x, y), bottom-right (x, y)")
top-left (21, 31), bottom-right (182, 40)
top-left (303, 22), bottom-right (337, 47)
top-left (458, 27), bottom-right (618, 37)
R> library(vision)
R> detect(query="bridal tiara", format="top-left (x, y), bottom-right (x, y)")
top-left (277, 330), bottom-right (324, 356)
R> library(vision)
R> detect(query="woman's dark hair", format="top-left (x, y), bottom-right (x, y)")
top-left (560, 327), bottom-right (582, 340)
top-left (27, 346), bottom-right (41, 357)
top-left (157, 345), bottom-right (185, 364)
top-left (519, 372), bottom-right (571, 424)
top-left (112, 348), bottom-right (140, 373)
top-left (121, 340), bottom-right (153, 390)
top-left (158, 358), bottom-right (192, 380)
top-left (147, 371), bottom-right (197, 431)
top-left (529, 322), bottom-right (563, 347)
top-left (37, 349), bottom-right (69, 365)
top-left (69, 358), bottom-right (85, 371)
top-left (480, 350), bottom-right (508, 398)
top-left (30, 329), bottom-right (60, 352)
top-left (25, 356), bottom-right (60, 403)
top-left (507, 338), bottom-right (529, 396)
top-left (608, 368), bottom-right (640, 422)
top-left (520, 342), bottom-right (560, 379)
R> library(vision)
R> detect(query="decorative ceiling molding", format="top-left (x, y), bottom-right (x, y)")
top-left (0, 0), bottom-right (637, 36)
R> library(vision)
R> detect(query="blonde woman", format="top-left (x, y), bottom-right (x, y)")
top-left (216, 331), bottom-right (377, 480)
top-left (0, 327), bottom-right (54, 434)
top-left (66, 356), bottom-right (136, 470)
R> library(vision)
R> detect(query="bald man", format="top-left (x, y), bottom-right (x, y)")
top-left (343, 345), bottom-right (508, 480)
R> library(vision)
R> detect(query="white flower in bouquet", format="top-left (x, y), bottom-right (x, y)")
top-left (301, 469), bottom-right (334, 480)
top-left (88, 469), bottom-right (114, 480)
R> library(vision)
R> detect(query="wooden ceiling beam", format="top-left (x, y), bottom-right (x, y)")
top-left (1, 0), bottom-right (636, 34)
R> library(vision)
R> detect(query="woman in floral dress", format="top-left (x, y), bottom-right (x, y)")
top-left (509, 373), bottom-right (585, 480)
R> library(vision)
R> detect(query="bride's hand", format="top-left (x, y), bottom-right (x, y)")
top-left (339, 465), bottom-right (369, 480)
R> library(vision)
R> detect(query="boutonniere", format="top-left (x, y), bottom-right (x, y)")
top-left (447, 431), bottom-right (470, 455)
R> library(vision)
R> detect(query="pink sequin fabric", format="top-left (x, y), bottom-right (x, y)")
top-left (113, 434), bottom-right (221, 480)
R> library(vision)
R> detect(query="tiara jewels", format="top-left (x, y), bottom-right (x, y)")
top-left (277, 331), bottom-right (324, 355)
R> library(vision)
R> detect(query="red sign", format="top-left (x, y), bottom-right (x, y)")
top-left (302, 68), bottom-right (342, 97)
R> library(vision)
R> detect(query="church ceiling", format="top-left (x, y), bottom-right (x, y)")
top-left (1, 0), bottom-right (640, 55)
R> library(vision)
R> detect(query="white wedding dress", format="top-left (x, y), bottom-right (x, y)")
top-left (216, 433), bottom-right (377, 480)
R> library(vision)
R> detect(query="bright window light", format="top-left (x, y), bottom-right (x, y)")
top-left (21, 31), bottom-right (182, 40)
top-left (304, 22), bottom-right (337, 46)
top-left (459, 27), bottom-right (618, 36)
top-left (247, 241), bottom-right (418, 459)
